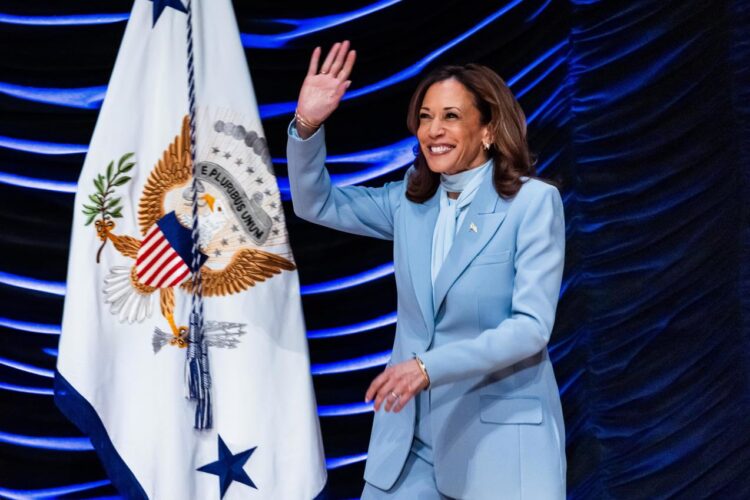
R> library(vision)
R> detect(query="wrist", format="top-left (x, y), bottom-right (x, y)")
top-left (414, 356), bottom-right (430, 389)
top-left (294, 109), bottom-right (321, 137)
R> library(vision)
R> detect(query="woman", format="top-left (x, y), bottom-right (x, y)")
top-left (288, 41), bottom-right (566, 499)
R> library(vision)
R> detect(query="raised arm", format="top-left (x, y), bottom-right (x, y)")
top-left (287, 42), bottom-right (402, 240)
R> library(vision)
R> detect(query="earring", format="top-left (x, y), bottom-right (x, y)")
top-left (482, 142), bottom-right (490, 151)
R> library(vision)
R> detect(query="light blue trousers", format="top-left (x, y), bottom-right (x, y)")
top-left (361, 449), bottom-right (452, 500)
top-left (361, 392), bottom-right (454, 499)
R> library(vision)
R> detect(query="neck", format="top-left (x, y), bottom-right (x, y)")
top-left (440, 158), bottom-right (493, 195)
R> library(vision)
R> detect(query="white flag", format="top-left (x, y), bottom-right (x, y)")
top-left (55, 0), bottom-right (326, 498)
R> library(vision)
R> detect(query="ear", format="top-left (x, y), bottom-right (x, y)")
top-left (480, 125), bottom-right (492, 149)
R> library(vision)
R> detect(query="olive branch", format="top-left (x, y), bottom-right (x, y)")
top-left (82, 152), bottom-right (135, 263)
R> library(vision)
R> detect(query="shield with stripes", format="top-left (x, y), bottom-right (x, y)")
top-left (136, 211), bottom-right (206, 288)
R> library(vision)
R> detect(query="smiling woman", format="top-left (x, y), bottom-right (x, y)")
top-left (287, 41), bottom-right (566, 499)
top-left (415, 79), bottom-right (490, 176)
top-left (406, 64), bottom-right (536, 203)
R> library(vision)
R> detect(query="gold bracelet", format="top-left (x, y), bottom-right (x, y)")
top-left (294, 110), bottom-right (321, 131)
top-left (414, 356), bottom-right (430, 389)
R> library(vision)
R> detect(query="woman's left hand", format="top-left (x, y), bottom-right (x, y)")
top-left (365, 359), bottom-right (429, 413)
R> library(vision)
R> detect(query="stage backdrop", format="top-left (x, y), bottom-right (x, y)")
top-left (1, 0), bottom-right (749, 498)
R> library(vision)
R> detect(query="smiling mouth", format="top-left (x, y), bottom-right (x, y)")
top-left (428, 145), bottom-right (455, 155)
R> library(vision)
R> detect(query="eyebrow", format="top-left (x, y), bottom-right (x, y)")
top-left (420, 106), bottom-right (462, 111)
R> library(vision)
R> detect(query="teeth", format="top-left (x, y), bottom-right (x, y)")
top-left (430, 145), bottom-right (453, 153)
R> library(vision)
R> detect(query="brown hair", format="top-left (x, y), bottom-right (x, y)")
top-left (405, 64), bottom-right (536, 203)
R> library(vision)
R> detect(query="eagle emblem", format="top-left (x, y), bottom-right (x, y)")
top-left (84, 115), bottom-right (295, 347)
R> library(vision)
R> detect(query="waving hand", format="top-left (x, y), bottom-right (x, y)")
top-left (295, 41), bottom-right (356, 138)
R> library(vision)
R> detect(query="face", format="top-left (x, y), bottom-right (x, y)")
top-left (417, 78), bottom-right (490, 175)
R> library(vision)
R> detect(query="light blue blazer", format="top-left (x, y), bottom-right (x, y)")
top-left (288, 126), bottom-right (566, 500)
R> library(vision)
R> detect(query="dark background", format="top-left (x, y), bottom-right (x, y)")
top-left (1, 0), bottom-right (749, 498)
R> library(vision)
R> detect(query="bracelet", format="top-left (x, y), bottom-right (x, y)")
top-left (294, 110), bottom-right (321, 131)
top-left (414, 355), bottom-right (430, 389)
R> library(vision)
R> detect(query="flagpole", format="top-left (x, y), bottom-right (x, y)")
top-left (185, 0), bottom-right (212, 430)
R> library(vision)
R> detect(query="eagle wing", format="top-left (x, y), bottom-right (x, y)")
top-left (138, 115), bottom-right (192, 235)
top-left (181, 248), bottom-right (296, 297)
top-left (107, 233), bottom-right (141, 259)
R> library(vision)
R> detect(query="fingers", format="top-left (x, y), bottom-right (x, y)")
top-left (383, 380), bottom-right (417, 413)
top-left (384, 390), bottom-right (401, 412)
top-left (365, 363), bottom-right (424, 413)
top-left (373, 379), bottom-right (397, 412)
top-left (329, 40), bottom-right (350, 77)
top-left (306, 46), bottom-right (321, 77)
top-left (337, 50), bottom-right (357, 82)
top-left (391, 387), bottom-right (413, 413)
top-left (365, 368), bottom-right (396, 412)
top-left (320, 42), bottom-right (341, 75)
top-left (377, 383), bottom-right (405, 412)
top-left (365, 370), bottom-right (387, 404)
top-left (333, 80), bottom-right (351, 101)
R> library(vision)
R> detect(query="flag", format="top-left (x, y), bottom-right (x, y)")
top-left (55, 0), bottom-right (326, 498)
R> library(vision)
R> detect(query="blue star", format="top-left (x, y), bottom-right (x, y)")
top-left (148, 0), bottom-right (187, 27)
top-left (197, 435), bottom-right (258, 498)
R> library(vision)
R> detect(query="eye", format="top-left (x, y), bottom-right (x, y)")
top-left (445, 112), bottom-right (459, 119)
top-left (419, 112), bottom-right (431, 120)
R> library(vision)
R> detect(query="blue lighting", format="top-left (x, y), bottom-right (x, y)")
top-left (535, 147), bottom-right (563, 175)
top-left (308, 312), bottom-right (396, 339)
top-left (0, 317), bottom-right (61, 335)
top-left (0, 262), bottom-right (393, 298)
top-left (0, 430), bottom-right (93, 451)
top-left (300, 262), bottom-right (394, 295)
top-left (0, 381), bottom-right (54, 396)
top-left (527, 84), bottom-right (567, 125)
top-left (276, 134), bottom-right (415, 167)
top-left (0, 171), bottom-right (77, 193)
top-left (0, 0), bottom-right (399, 41)
top-left (0, 380), bottom-right (375, 413)
top-left (0, 456), bottom-right (363, 500)
top-left (43, 348), bottom-right (58, 357)
top-left (0, 271), bottom-right (66, 296)
top-left (0, 84), bottom-right (569, 194)
top-left (326, 452), bottom-right (367, 470)
top-left (324, 137), bottom-right (416, 165)
top-left (311, 350), bottom-right (390, 375)
top-left (558, 368), bottom-right (583, 396)
top-left (0, 427), bottom-right (367, 469)
top-left (241, 0), bottom-right (401, 48)
top-left (0, 480), bottom-right (111, 500)
top-left (259, 0), bottom-right (525, 117)
top-left (0, 136), bottom-right (416, 197)
top-left (526, 0), bottom-right (553, 22)
top-left (1, 309), bottom-right (394, 341)
top-left (559, 274), bottom-right (574, 298)
top-left (277, 137), bottom-right (417, 198)
top-left (0, 82), bottom-right (106, 109)
top-left (514, 54), bottom-right (567, 99)
top-left (0, 135), bottom-right (86, 155)
top-left (0, 12), bottom-right (128, 26)
top-left (0, 356), bottom-right (54, 378)
top-left (0, 4), bottom-right (561, 117)
top-left (0, 38), bottom-right (564, 114)
top-left (318, 401), bottom-right (373, 417)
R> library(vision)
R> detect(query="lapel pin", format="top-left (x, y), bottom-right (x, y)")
top-left (469, 222), bottom-right (478, 233)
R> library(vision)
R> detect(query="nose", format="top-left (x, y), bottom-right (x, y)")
top-left (428, 118), bottom-right (444, 138)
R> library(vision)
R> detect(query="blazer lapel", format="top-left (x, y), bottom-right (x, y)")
top-left (402, 192), bottom-right (439, 336)
top-left (432, 178), bottom-right (508, 315)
